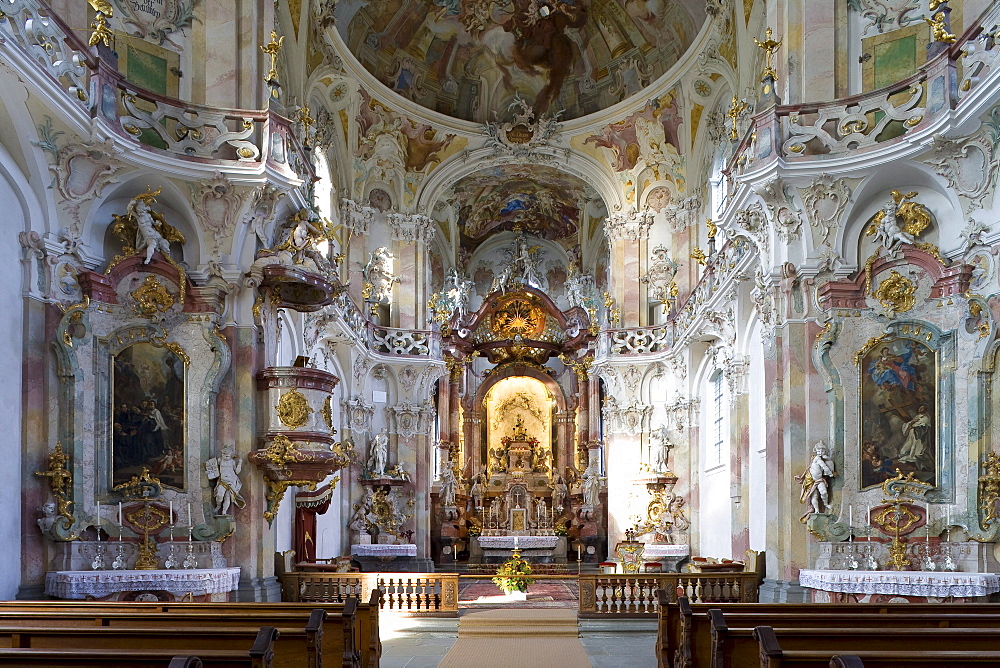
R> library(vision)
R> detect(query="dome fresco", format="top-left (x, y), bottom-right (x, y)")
top-left (333, 0), bottom-right (706, 122)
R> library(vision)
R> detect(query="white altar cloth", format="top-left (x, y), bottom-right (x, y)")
top-left (644, 544), bottom-right (690, 558)
top-left (351, 544), bottom-right (417, 557)
top-left (799, 569), bottom-right (1000, 598)
top-left (478, 536), bottom-right (559, 549)
top-left (45, 568), bottom-right (241, 600)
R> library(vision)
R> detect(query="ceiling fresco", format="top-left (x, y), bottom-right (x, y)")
top-left (444, 165), bottom-right (606, 247)
top-left (333, 0), bottom-right (706, 122)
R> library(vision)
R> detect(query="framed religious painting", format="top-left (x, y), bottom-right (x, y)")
top-left (858, 323), bottom-right (954, 490)
top-left (111, 341), bottom-right (186, 489)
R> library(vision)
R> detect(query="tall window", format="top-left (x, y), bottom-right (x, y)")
top-left (708, 370), bottom-right (725, 469)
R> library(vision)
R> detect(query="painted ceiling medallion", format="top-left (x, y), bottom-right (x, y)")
top-left (874, 270), bottom-right (917, 314)
top-left (276, 389), bottom-right (313, 428)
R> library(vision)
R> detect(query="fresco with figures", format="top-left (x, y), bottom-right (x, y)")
top-left (333, 0), bottom-right (704, 121)
top-left (112, 342), bottom-right (186, 489)
top-left (859, 337), bottom-right (936, 489)
top-left (447, 165), bottom-right (604, 248)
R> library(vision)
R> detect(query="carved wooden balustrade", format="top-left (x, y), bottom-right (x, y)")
top-left (279, 571), bottom-right (460, 615)
top-left (578, 570), bottom-right (762, 617)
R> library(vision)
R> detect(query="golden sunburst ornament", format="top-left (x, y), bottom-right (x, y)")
top-left (492, 297), bottom-right (543, 339)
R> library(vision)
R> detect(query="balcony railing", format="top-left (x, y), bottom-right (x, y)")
top-left (278, 571), bottom-right (460, 615)
top-left (727, 10), bottom-right (1000, 183)
top-left (1, 0), bottom-right (315, 182)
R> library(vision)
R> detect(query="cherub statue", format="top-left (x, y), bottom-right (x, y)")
top-left (795, 441), bottom-right (836, 522)
top-left (129, 193), bottom-right (173, 264)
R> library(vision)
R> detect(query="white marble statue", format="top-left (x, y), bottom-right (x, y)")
top-left (470, 470), bottom-right (485, 508)
top-left (367, 428), bottom-right (388, 477)
top-left (795, 441), bottom-right (836, 522)
top-left (446, 268), bottom-right (472, 319)
top-left (440, 463), bottom-right (458, 507)
top-left (582, 455), bottom-right (603, 508)
top-left (650, 426), bottom-right (673, 473)
top-left (363, 247), bottom-right (398, 304)
top-left (128, 194), bottom-right (172, 264)
top-left (873, 194), bottom-right (916, 252)
top-left (206, 451), bottom-right (245, 515)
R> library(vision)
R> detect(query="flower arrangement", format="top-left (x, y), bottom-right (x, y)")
top-left (467, 523), bottom-right (482, 538)
top-left (493, 550), bottom-right (533, 593)
top-left (553, 522), bottom-right (569, 537)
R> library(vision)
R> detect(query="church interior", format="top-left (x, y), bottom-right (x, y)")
top-left (6, 0), bottom-right (1000, 664)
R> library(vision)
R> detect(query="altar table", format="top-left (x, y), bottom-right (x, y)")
top-left (350, 544), bottom-right (430, 572)
top-left (799, 569), bottom-right (1000, 600)
top-left (45, 568), bottom-right (241, 601)
top-left (477, 536), bottom-right (559, 550)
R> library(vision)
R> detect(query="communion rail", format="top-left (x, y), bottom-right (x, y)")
top-left (578, 572), bottom-right (761, 618)
top-left (279, 572), bottom-right (459, 615)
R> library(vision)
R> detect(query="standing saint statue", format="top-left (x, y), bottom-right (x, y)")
top-left (206, 451), bottom-right (246, 516)
top-left (367, 428), bottom-right (389, 477)
top-left (795, 441), bottom-right (836, 522)
top-left (582, 455), bottom-right (603, 508)
top-left (440, 464), bottom-right (458, 507)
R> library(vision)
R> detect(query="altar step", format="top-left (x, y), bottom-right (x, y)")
top-left (456, 608), bottom-right (579, 637)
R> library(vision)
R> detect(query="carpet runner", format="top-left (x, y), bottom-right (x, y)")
top-left (438, 609), bottom-right (591, 667)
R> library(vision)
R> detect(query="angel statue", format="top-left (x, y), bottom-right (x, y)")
top-left (867, 190), bottom-right (932, 253)
top-left (114, 187), bottom-right (187, 264)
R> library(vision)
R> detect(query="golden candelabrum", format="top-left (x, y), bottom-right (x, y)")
top-left (727, 96), bottom-right (748, 141)
top-left (261, 30), bottom-right (284, 85)
top-left (125, 500), bottom-right (171, 570)
top-left (872, 470), bottom-right (934, 571)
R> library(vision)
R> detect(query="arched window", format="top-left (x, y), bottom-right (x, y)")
top-left (707, 370), bottom-right (726, 469)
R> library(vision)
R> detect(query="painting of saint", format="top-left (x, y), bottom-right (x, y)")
top-left (112, 342), bottom-right (185, 489)
top-left (859, 338), bottom-right (936, 488)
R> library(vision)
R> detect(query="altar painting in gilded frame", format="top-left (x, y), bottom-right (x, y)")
top-left (859, 336), bottom-right (936, 489)
top-left (112, 342), bottom-right (185, 489)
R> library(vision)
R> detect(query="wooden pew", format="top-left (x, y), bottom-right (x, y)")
top-left (655, 591), bottom-right (1000, 668)
top-left (0, 617), bottom-right (320, 668)
top-left (0, 592), bottom-right (379, 668)
top-left (0, 599), bottom-right (368, 668)
top-left (755, 627), bottom-right (1000, 668)
top-left (707, 608), bottom-right (1000, 668)
top-left (0, 626), bottom-right (276, 667)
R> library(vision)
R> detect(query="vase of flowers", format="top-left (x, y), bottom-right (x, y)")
top-left (493, 549), bottom-right (532, 599)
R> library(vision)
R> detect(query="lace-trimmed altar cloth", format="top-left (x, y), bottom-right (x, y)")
top-left (45, 568), bottom-right (241, 599)
top-left (643, 544), bottom-right (690, 558)
top-left (799, 569), bottom-right (1000, 598)
top-left (351, 544), bottom-right (417, 557)
top-left (477, 536), bottom-right (558, 549)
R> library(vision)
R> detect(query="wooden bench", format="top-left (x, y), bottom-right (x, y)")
top-left (755, 627), bottom-right (1000, 667)
top-left (0, 598), bottom-right (371, 668)
top-left (656, 593), bottom-right (1000, 667)
top-left (0, 626), bottom-right (276, 667)
top-left (0, 617), bottom-right (320, 668)
top-left (0, 592), bottom-right (380, 668)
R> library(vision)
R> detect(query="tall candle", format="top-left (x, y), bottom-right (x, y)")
top-left (169, 500), bottom-right (174, 527)
top-left (96, 501), bottom-right (101, 542)
top-left (577, 545), bottom-right (582, 561)
top-left (848, 506), bottom-right (853, 542)
top-left (188, 502), bottom-right (192, 527)
top-left (946, 505), bottom-right (951, 528)
top-left (118, 502), bottom-right (122, 526)
top-left (514, 536), bottom-right (519, 550)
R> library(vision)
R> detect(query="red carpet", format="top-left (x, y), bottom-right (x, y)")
top-left (459, 579), bottom-right (579, 610)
